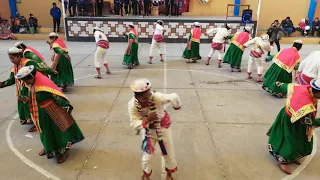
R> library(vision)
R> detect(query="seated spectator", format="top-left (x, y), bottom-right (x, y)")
top-left (311, 17), bottom-right (320, 37)
top-left (0, 19), bottom-right (16, 40)
top-left (281, 16), bottom-right (294, 36)
top-left (0, 13), bottom-right (3, 24)
top-left (19, 16), bottom-right (28, 33)
top-left (298, 18), bottom-right (310, 36)
top-left (29, 14), bottom-right (39, 33)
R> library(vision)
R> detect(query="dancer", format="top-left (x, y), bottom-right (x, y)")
top-left (15, 65), bottom-right (84, 164)
top-left (182, 22), bottom-right (202, 63)
top-left (93, 27), bottom-right (111, 79)
top-left (14, 42), bottom-right (53, 74)
top-left (267, 80), bottom-right (320, 174)
top-left (0, 47), bottom-right (53, 132)
top-left (244, 34), bottom-right (272, 82)
top-left (128, 78), bottom-right (182, 180)
top-left (123, 23), bottom-right (139, 69)
top-left (262, 40), bottom-right (303, 98)
top-left (148, 20), bottom-right (166, 64)
top-left (223, 26), bottom-right (251, 72)
top-left (205, 23), bottom-right (232, 67)
top-left (48, 32), bottom-right (74, 92)
top-left (296, 51), bottom-right (320, 85)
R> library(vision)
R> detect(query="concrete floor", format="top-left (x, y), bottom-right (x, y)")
top-left (0, 40), bottom-right (320, 180)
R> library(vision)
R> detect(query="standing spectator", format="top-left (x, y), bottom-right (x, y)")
top-left (311, 17), bottom-right (320, 37)
top-left (266, 20), bottom-right (281, 58)
top-left (172, 0), bottom-right (179, 16)
top-left (68, 0), bottom-right (77, 17)
top-left (114, 0), bottom-right (123, 16)
top-left (281, 16), bottom-right (294, 36)
top-left (124, 0), bottom-right (131, 16)
top-left (132, 0), bottom-right (138, 15)
top-left (143, 0), bottom-right (150, 16)
top-left (29, 14), bottom-right (39, 33)
top-left (50, 3), bottom-right (62, 33)
top-left (96, 0), bottom-right (104, 16)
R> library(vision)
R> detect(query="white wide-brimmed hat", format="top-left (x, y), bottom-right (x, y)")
top-left (194, 22), bottom-right (200, 26)
top-left (294, 40), bottom-right (303, 44)
top-left (15, 65), bottom-right (34, 79)
top-left (261, 34), bottom-right (269, 41)
top-left (226, 24), bottom-right (232, 29)
top-left (244, 26), bottom-right (252, 31)
top-left (130, 78), bottom-right (152, 93)
top-left (157, 20), bottom-right (164, 24)
top-left (311, 79), bottom-right (320, 91)
top-left (8, 47), bottom-right (22, 54)
top-left (49, 32), bottom-right (58, 37)
top-left (14, 41), bottom-right (24, 47)
top-left (94, 27), bottom-right (101, 31)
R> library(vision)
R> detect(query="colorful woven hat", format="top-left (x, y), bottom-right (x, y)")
top-left (130, 78), bottom-right (152, 92)
top-left (15, 65), bottom-right (34, 79)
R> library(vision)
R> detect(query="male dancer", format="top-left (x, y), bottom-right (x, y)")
top-left (244, 34), bottom-right (272, 82)
top-left (93, 27), bottom-right (111, 79)
top-left (296, 51), bottom-right (320, 85)
top-left (128, 78), bottom-right (182, 180)
top-left (148, 20), bottom-right (166, 64)
top-left (205, 23), bottom-right (232, 67)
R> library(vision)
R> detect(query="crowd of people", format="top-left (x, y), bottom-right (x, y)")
top-left (1, 16), bottom-right (320, 179)
top-left (268, 16), bottom-right (320, 38)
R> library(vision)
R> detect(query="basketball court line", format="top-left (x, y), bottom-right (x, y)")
top-left (5, 68), bottom-right (316, 180)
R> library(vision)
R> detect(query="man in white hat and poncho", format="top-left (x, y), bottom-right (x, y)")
top-left (128, 78), bottom-right (182, 180)
top-left (205, 23), bottom-right (233, 67)
top-left (182, 22), bottom-right (202, 63)
top-left (244, 33), bottom-right (272, 82)
top-left (223, 26), bottom-right (252, 72)
top-left (148, 20), bottom-right (166, 64)
top-left (93, 27), bottom-right (111, 79)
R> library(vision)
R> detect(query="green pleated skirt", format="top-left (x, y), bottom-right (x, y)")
top-left (223, 44), bottom-right (244, 68)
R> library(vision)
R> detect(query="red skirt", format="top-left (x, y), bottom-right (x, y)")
top-left (296, 72), bottom-right (312, 85)
top-left (153, 34), bottom-right (164, 42)
top-left (211, 42), bottom-right (223, 50)
top-left (250, 50), bottom-right (263, 58)
top-left (97, 40), bottom-right (109, 49)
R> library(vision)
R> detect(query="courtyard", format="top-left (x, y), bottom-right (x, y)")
top-left (0, 40), bottom-right (319, 180)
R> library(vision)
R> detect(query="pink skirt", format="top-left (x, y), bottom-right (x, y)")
top-left (296, 72), bottom-right (312, 85)
top-left (153, 34), bottom-right (164, 42)
top-left (250, 50), bottom-right (263, 58)
top-left (97, 40), bottom-right (110, 49)
top-left (211, 42), bottom-right (223, 50)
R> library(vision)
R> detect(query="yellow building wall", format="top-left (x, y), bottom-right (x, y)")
top-left (16, 0), bottom-right (63, 27)
top-left (16, 0), bottom-right (309, 30)
top-left (0, 0), bottom-right (12, 19)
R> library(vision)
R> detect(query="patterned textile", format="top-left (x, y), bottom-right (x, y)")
top-left (250, 50), bottom-right (263, 58)
top-left (97, 40), bottom-right (110, 49)
top-left (211, 42), bottom-right (223, 50)
top-left (42, 100), bottom-right (74, 132)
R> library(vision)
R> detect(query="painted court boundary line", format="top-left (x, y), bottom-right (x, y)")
top-left (6, 68), bottom-right (316, 180)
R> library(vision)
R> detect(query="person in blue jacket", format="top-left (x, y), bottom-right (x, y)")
top-left (50, 3), bottom-right (61, 33)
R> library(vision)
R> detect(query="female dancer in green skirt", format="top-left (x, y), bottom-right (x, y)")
top-left (182, 22), bottom-right (202, 63)
top-left (223, 26), bottom-right (251, 72)
top-left (267, 81), bottom-right (320, 174)
top-left (15, 65), bottom-right (84, 164)
top-left (123, 24), bottom-right (139, 69)
top-left (0, 47), bottom-right (54, 132)
top-left (262, 40), bottom-right (303, 98)
top-left (48, 32), bottom-right (74, 92)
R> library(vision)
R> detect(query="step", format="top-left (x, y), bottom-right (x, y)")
top-left (37, 27), bottom-right (65, 33)
top-left (14, 33), bottom-right (66, 40)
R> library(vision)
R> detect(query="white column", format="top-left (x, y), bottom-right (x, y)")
top-left (61, 0), bottom-right (67, 40)
top-left (255, 0), bottom-right (261, 37)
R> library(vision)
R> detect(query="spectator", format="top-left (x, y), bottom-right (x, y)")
top-left (69, 0), bottom-right (77, 16)
top-left (311, 17), bottom-right (320, 37)
top-left (281, 16), bottom-right (294, 36)
top-left (267, 20), bottom-right (281, 56)
top-left (29, 14), bottom-right (39, 33)
top-left (19, 16), bottom-right (28, 33)
top-left (50, 2), bottom-right (62, 33)
top-left (114, 0), bottom-right (123, 16)
top-left (0, 13), bottom-right (3, 24)
top-left (298, 18), bottom-right (310, 36)
top-left (0, 19), bottom-right (16, 40)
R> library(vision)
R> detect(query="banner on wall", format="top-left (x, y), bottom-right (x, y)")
top-left (178, 0), bottom-right (190, 13)
top-left (198, 0), bottom-right (209, 5)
